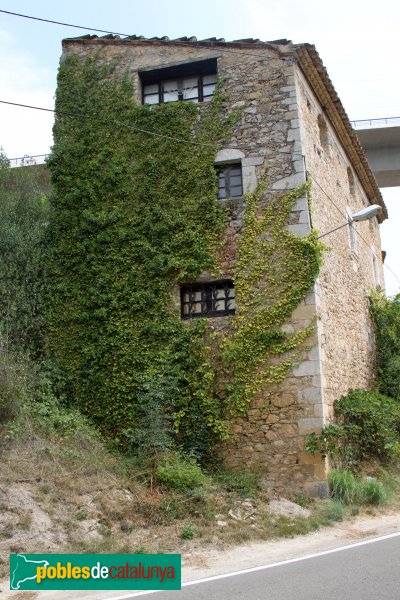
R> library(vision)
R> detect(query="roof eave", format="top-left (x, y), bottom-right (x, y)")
top-left (295, 43), bottom-right (387, 222)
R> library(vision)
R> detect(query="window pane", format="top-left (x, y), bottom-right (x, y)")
top-left (229, 166), bottom-right (241, 175)
top-left (230, 186), bottom-right (242, 197)
top-left (181, 281), bottom-right (234, 318)
top-left (215, 299), bottom-right (225, 311)
top-left (192, 302), bottom-right (202, 314)
top-left (163, 79), bottom-right (179, 102)
top-left (144, 94), bottom-right (159, 105)
top-left (230, 175), bottom-right (242, 186)
top-left (203, 84), bottom-right (216, 97)
top-left (144, 83), bottom-right (159, 94)
top-left (203, 74), bottom-right (217, 85)
top-left (183, 77), bottom-right (199, 100)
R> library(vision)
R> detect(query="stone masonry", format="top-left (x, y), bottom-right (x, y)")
top-left (61, 36), bottom-right (387, 495)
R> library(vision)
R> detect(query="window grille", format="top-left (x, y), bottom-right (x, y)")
top-left (181, 281), bottom-right (235, 319)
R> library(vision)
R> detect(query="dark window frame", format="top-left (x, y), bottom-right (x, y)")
top-left (141, 58), bottom-right (217, 105)
top-left (217, 164), bottom-right (243, 199)
top-left (181, 281), bottom-right (235, 319)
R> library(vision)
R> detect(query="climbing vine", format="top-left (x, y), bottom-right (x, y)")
top-left (220, 180), bottom-right (324, 426)
top-left (46, 54), bottom-right (324, 460)
top-left (46, 55), bottom-right (235, 458)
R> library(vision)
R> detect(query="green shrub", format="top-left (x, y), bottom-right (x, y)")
top-left (306, 389), bottom-right (400, 469)
top-left (156, 452), bottom-right (207, 491)
top-left (328, 470), bottom-right (389, 506)
top-left (320, 500), bottom-right (345, 522)
top-left (180, 522), bottom-right (196, 540)
top-left (355, 477), bottom-right (388, 505)
top-left (216, 470), bottom-right (260, 498)
top-left (370, 293), bottom-right (400, 401)
top-left (0, 353), bottom-right (26, 424)
top-left (328, 470), bottom-right (356, 504)
top-left (0, 155), bottom-right (49, 356)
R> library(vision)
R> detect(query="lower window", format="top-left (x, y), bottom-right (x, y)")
top-left (181, 281), bottom-right (235, 319)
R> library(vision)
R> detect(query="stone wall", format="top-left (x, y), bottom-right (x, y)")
top-left (296, 67), bottom-right (384, 416)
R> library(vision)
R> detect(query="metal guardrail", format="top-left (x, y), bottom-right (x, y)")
top-left (9, 154), bottom-right (49, 168)
top-left (351, 117), bottom-right (400, 129)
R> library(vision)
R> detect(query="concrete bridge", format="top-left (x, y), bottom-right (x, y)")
top-left (353, 117), bottom-right (400, 188)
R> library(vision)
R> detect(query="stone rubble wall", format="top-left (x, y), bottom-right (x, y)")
top-left (296, 67), bottom-right (384, 416)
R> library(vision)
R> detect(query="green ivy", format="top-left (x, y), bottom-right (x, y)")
top-left (218, 180), bottom-right (324, 428)
top-left (46, 56), bottom-right (233, 457)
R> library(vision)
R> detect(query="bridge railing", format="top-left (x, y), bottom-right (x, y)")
top-left (8, 154), bottom-right (50, 168)
top-left (351, 117), bottom-right (400, 129)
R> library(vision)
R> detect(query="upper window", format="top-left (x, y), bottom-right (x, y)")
top-left (348, 215), bottom-right (357, 254)
top-left (347, 167), bottom-right (355, 196)
top-left (317, 114), bottom-right (330, 152)
top-left (217, 164), bottom-right (243, 199)
top-left (141, 58), bottom-right (217, 105)
top-left (372, 251), bottom-right (381, 288)
top-left (181, 281), bottom-right (235, 319)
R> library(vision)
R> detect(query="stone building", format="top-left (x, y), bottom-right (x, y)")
top-left (61, 35), bottom-right (387, 495)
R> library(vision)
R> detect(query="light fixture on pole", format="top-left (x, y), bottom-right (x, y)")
top-left (317, 204), bottom-right (382, 239)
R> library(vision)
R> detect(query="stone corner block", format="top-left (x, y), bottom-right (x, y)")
top-left (298, 417), bottom-right (324, 435)
top-left (287, 223), bottom-right (310, 237)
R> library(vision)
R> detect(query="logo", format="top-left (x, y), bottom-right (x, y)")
top-left (10, 553), bottom-right (181, 591)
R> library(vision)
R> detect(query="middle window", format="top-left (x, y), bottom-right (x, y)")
top-left (181, 281), bottom-right (235, 319)
top-left (217, 164), bottom-right (243, 199)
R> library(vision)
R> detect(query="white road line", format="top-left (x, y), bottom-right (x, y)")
top-left (103, 530), bottom-right (400, 600)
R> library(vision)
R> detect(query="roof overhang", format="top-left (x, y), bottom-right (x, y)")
top-left (294, 43), bottom-right (387, 222)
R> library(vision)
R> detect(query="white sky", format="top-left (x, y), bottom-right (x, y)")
top-left (0, 0), bottom-right (399, 294)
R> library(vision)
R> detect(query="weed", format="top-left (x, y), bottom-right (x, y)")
top-left (156, 453), bottom-right (207, 491)
top-left (295, 494), bottom-right (309, 508)
top-left (180, 522), bottom-right (196, 540)
top-left (74, 509), bottom-right (87, 521)
top-left (356, 477), bottom-right (388, 505)
top-left (319, 500), bottom-right (345, 522)
top-left (329, 469), bottom-right (356, 504)
top-left (216, 471), bottom-right (260, 498)
top-left (17, 513), bottom-right (32, 531)
top-left (120, 520), bottom-right (133, 533)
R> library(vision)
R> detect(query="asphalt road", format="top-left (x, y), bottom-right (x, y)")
top-left (106, 533), bottom-right (400, 600)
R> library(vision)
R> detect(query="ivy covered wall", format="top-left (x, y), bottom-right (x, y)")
top-left (47, 49), bottom-right (323, 468)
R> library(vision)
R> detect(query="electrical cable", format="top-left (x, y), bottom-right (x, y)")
top-left (2, 100), bottom-right (399, 287)
top-left (0, 99), bottom-right (216, 147)
top-left (311, 176), bottom-right (400, 286)
top-left (0, 9), bottom-right (289, 61)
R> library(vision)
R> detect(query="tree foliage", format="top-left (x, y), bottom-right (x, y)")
top-left (305, 389), bottom-right (400, 469)
top-left (370, 292), bottom-right (400, 400)
top-left (0, 154), bottom-right (50, 355)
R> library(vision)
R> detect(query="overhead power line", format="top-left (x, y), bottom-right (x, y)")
top-left (1, 100), bottom-right (399, 287)
top-left (0, 9), bottom-right (287, 60)
top-left (311, 177), bottom-right (400, 286)
top-left (0, 99), bottom-right (216, 147)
